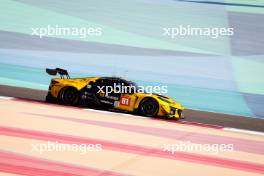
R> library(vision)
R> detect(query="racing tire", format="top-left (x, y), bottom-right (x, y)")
top-left (45, 92), bottom-right (57, 104)
top-left (59, 87), bottom-right (80, 106)
top-left (138, 98), bottom-right (159, 117)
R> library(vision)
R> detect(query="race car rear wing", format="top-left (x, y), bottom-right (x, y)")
top-left (46, 68), bottom-right (70, 79)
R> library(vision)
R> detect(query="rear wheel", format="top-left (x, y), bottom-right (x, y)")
top-left (138, 98), bottom-right (159, 117)
top-left (59, 87), bottom-right (80, 106)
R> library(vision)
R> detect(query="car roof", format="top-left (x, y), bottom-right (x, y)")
top-left (100, 76), bottom-right (126, 81)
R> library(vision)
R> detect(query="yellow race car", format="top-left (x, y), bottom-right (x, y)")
top-left (46, 68), bottom-right (184, 119)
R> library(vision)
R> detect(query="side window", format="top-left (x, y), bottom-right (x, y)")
top-left (94, 78), bottom-right (103, 86)
top-left (96, 78), bottom-right (119, 96)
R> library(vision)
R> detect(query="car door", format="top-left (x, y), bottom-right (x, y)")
top-left (113, 79), bottom-right (138, 112)
top-left (94, 78), bottom-right (121, 108)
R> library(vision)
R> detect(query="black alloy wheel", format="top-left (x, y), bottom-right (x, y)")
top-left (139, 98), bottom-right (159, 117)
top-left (60, 87), bottom-right (80, 106)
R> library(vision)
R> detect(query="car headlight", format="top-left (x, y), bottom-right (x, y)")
top-left (170, 107), bottom-right (176, 115)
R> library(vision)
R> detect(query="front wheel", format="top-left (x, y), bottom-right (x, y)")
top-left (138, 98), bottom-right (159, 117)
top-left (59, 87), bottom-right (80, 106)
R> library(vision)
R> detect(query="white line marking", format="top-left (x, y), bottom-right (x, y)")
top-left (83, 108), bottom-right (147, 118)
top-left (120, 113), bottom-right (147, 119)
top-left (83, 109), bottom-right (121, 115)
top-left (121, 113), bottom-right (135, 117)
top-left (223, 128), bottom-right (264, 136)
top-left (0, 96), bottom-right (14, 100)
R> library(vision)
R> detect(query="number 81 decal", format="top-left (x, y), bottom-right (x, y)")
top-left (120, 96), bottom-right (130, 106)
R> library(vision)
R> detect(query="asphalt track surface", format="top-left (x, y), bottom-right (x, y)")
top-left (1, 85), bottom-right (264, 132)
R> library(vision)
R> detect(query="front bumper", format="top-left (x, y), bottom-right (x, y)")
top-left (160, 105), bottom-right (184, 119)
top-left (168, 107), bottom-right (184, 119)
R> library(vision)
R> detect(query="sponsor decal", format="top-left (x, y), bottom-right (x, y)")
top-left (105, 95), bottom-right (119, 101)
top-left (99, 92), bottom-right (105, 97)
top-left (120, 96), bottom-right (130, 106)
top-left (114, 101), bottom-right (120, 107)
top-left (100, 100), bottom-right (113, 105)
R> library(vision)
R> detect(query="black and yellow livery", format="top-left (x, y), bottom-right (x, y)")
top-left (46, 68), bottom-right (184, 119)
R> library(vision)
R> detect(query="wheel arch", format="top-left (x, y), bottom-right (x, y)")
top-left (58, 86), bottom-right (79, 96)
top-left (135, 96), bottom-right (159, 110)
top-left (136, 96), bottom-right (160, 116)
top-left (58, 86), bottom-right (80, 105)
